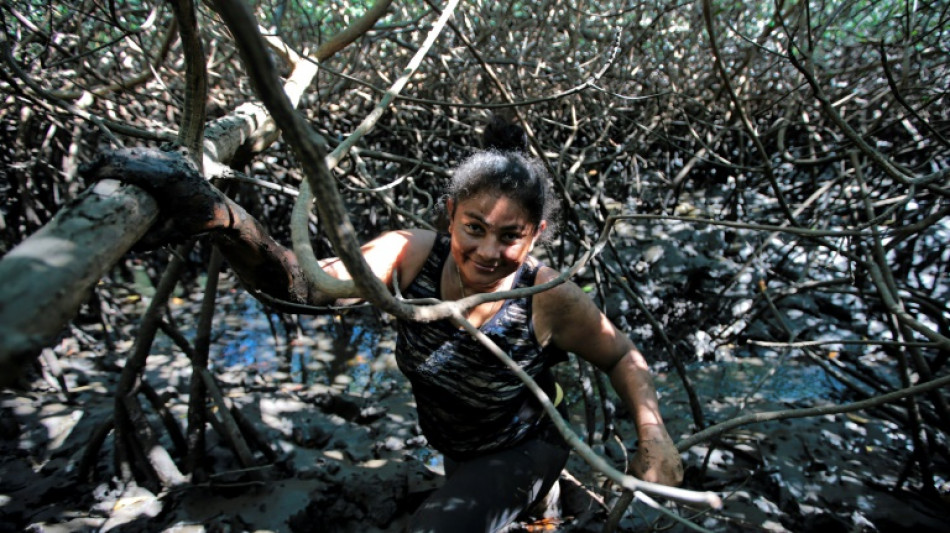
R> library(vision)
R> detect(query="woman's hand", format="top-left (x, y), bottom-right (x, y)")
top-left (81, 146), bottom-right (231, 248)
top-left (630, 425), bottom-right (684, 486)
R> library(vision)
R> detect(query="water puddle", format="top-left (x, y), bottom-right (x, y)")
top-left (684, 356), bottom-right (850, 405)
top-left (212, 294), bottom-right (401, 395)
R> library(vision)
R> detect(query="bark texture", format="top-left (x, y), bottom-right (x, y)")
top-left (0, 180), bottom-right (157, 384)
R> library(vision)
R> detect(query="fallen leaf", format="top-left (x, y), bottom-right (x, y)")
top-left (113, 496), bottom-right (149, 511)
top-left (846, 413), bottom-right (869, 424)
top-left (524, 518), bottom-right (561, 531)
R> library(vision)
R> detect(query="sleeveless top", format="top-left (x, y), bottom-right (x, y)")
top-left (395, 233), bottom-right (567, 460)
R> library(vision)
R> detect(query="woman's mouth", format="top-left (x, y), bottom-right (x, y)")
top-left (470, 261), bottom-right (498, 273)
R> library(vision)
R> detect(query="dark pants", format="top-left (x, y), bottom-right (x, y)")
top-left (406, 425), bottom-right (570, 533)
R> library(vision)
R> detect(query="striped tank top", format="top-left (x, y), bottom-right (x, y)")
top-left (395, 233), bottom-right (567, 460)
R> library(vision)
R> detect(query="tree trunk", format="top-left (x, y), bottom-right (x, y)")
top-left (0, 180), bottom-right (157, 385)
top-left (0, 1), bottom-right (397, 386)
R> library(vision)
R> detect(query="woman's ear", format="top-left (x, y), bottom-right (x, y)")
top-left (445, 198), bottom-right (456, 234)
top-left (530, 220), bottom-right (547, 251)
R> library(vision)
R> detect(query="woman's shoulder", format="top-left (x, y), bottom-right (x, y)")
top-left (531, 264), bottom-right (597, 320)
top-left (366, 228), bottom-right (436, 255)
top-left (379, 227), bottom-right (436, 244)
top-left (531, 264), bottom-right (584, 302)
top-left (531, 263), bottom-right (607, 352)
top-left (369, 229), bottom-right (439, 291)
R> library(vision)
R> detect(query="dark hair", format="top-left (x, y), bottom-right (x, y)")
top-left (443, 119), bottom-right (559, 239)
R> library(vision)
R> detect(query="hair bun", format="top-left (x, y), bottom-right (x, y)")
top-left (482, 115), bottom-right (528, 152)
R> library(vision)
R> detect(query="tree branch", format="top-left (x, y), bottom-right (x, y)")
top-left (676, 370), bottom-right (950, 451)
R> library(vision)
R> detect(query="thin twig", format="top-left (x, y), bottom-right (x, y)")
top-left (676, 371), bottom-right (950, 451)
top-left (450, 307), bottom-right (722, 509)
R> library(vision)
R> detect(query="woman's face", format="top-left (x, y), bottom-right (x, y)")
top-left (447, 192), bottom-right (545, 293)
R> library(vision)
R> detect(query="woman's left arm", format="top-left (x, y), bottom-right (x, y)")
top-left (533, 268), bottom-right (684, 486)
top-left (605, 343), bottom-right (685, 485)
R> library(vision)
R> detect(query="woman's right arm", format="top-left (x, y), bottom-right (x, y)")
top-left (209, 197), bottom-right (330, 305)
top-left (83, 147), bottom-right (430, 307)
top-left (211, 198), bottom-right (432, 307)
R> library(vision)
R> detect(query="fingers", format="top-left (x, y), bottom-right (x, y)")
top-left (632, 439), bottom-right (685, 486)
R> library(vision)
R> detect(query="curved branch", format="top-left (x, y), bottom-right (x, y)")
top-left (786, 43), bottom-right (946, 187)
top-left (313, 60), bottom-right (646, 110)
top-left (312, 0), bottom-right (394, 59)
top-left (449, 306), bottom-right (722, 510)
top-left (610, 213), bottom-right (865, 238)
top-left (49, 19), bottom-right (178, 101)
top-left (879, 43), bottom-right (950, 150)
top-left (168, 0), bottom-right (208, 158)
top-left (0, 42), bottom-right (174, 144)
top-left (242, 0), bottom-right (395, 154)
top-left (702, 0), bottom-right (798, 226)
top-left (213, 0), bottom-right (475, 321)
top-left (287, 0), bottom-right (463, 306)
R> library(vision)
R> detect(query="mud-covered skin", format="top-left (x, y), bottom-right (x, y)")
top-left (81, 147), bottom-right (321, 306)
top-left (80, 147), bottom-right (229, 248)
top-left (631, 432), bottom-right (685, 485)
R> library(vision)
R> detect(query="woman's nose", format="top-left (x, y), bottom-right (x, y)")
top-left (475, 237), bottom-right (501, 260)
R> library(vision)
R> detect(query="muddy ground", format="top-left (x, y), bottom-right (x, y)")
top-left (2, 216), bottom-right (949, 532)
top-left (2, 330), bottom-right (948, 532)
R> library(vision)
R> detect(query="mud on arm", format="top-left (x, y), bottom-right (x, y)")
top-left (82, 146), bottom-right (334, 307)
top-left (210, 197), bottom-right (335, 307)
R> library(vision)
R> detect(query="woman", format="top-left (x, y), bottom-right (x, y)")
top-left (95, 123), bottom-right (683, 531)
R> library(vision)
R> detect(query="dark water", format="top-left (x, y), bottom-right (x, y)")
top-left (685, 357), bottom-right (850, 404)
top-left (212, 293), bottom-right (848, 415)
top-left (214, 295), bottom-right (401, 394)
